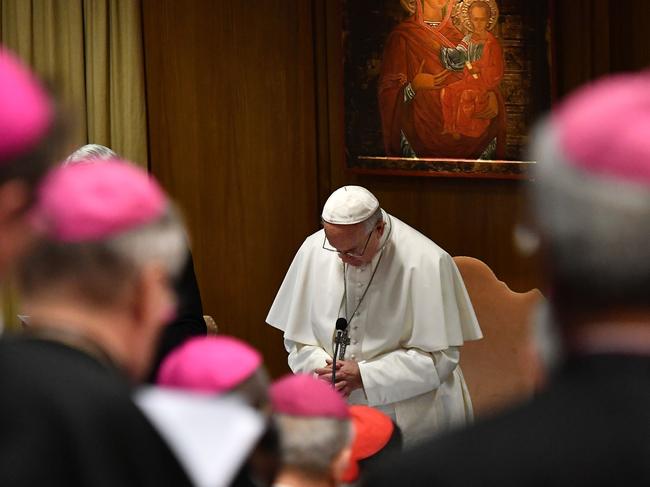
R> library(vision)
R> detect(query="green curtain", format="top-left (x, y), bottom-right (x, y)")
top-left (0, 0), bottom-right (149, 329)
top-left (0, 0), bottom-right (148, 164)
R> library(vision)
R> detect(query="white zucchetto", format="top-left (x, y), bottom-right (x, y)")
top-left (321, 186), bottom-right (380, 225)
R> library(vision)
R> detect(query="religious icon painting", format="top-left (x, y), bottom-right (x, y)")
top-left (343, 0), bottom-right (553, 179)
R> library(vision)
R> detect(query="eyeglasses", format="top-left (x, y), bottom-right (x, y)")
top-left (322, 227), bottom-right (376, 258)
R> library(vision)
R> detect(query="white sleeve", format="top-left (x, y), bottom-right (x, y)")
top-left (284, 339), bottom-right (332, 375)
top-left (358, 347), bottom-right (460, 406)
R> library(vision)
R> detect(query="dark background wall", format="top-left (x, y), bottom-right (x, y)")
top-left (142, 0), bottom-right (650, 378)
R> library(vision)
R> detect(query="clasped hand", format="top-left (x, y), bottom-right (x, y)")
top-left (315, 359), bottom-right (363, 397)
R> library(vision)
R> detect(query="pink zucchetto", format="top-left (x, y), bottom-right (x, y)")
top-left (157, 336), bottom-right (262, 394)
top-left (270, 374), bottom-right (349, 419)
top-left (553, 72), bottom-right (650, 186)
top-left (32, 160), bottom-right (166, 242)
top-left (0, 47), bottom-right (53, 162)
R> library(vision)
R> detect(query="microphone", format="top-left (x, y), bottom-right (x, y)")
top-left (335, 317), bottom-right (348, 333)
top-left (332, 318), bottom-right (348, 387)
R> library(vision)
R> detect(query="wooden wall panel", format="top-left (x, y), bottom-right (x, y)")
top-left (142, 0), bottom-right (319, 377)
top-left (143, 1), bottom-right (650, 379)
top-left (552, 0), bottom-right (611, 98)
top-left (552, 0), bottom-right (650, 99)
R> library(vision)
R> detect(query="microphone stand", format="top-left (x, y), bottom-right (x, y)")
top-left (332, 329), bottom-right (344, 387)
top-left (332, 318), bottom-right (349, 387)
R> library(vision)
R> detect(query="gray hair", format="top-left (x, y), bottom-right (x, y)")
top-left (64, 144), bottom-right (118, 165)
top-left (528, 119), bottom-right (650, 308)
top-left (225, 367), bottom-right (271, 411)
top-left (17, 204), bottom-right (187, 308)
top-left (274, 414), bottom-right (351, 476)
top-left (363, 207), bottom-right (384, 233)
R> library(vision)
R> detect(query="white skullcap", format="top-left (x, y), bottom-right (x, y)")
top-left (321, 186), bottom-right (379, 225)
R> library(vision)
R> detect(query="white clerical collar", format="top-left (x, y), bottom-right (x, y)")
top-left (134, 388), bottom-right (265, 487)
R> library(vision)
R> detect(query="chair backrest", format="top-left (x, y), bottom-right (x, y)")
top-left (454, 256), bottom-right (544, 418)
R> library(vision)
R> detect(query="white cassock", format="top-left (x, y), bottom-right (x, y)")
top-left (266, 211), bottom-right (483, 445)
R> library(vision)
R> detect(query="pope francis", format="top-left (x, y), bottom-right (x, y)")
top-left (267, 186), bottom-right (482, 444)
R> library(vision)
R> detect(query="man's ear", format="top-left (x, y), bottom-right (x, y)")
top-left (132, 262), bottom-right (175, 328)
top-left (125, 263), bottom-right (175, 381)
top-left (0, 180), bottom-right (30, 224)
top-left (331, 445), bottom-right (352, 482)
top-left (376, 219), bottom-right (386, 237)
top-left (0, 180), bottom-right (33, 273)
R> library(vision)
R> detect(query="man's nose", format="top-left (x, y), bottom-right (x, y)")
top-left (339, 254), bottom-right (361, 266)
top-left (339, 253), bottom-right (354, 264)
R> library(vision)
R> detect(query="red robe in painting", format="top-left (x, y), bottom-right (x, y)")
top-left (378, 6), bottom-right (505, 158)
top-left (441, 32), bottom-right (504, 138)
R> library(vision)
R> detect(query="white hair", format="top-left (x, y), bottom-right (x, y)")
top-left (274, 414), bottom-right (352, 476)
top-left (64, 144), bottom-right (118, 165)
top-left (528, 118), bottom-right (650, 304)
top-left (17, 204), bottom-right (187, 308)
top-left (107, 204), bottom-right (187, 279)
top-left (363, 207), bottom-right (384, 232)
